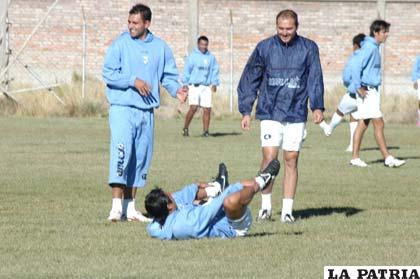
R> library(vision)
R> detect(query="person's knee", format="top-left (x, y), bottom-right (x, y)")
top-left (223, 195), bottom-right (238, 212)
top-left (373, 118), bottom-right (384, 129)
top-left (284, 152), bottom-right (298, 169)
top-left (189, 106), bottom-right (198, 113)
top-left (203, 108), bottom-right (211, 114)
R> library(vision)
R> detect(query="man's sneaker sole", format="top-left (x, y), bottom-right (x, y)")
top-left (281, 214), bottom-right (295, 224)
top-left (258, 159), bottom-right (281, 190)
top-left (256, 209), bottom-right (272, 222)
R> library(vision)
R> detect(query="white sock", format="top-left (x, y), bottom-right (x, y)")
top-left (319, 120), bottom-right (328, 129)
top-left (255, 176), bottom-right (266, 190)
top-left (123, 199), bottom-right (136, 215)
top-left (281, 198), bottom-right (294, 217)
top-left (205, 182), bottom-right (221, 198)
top-left (349, 121), bottom-right (358, 147)
top-left (261, 193), bottom-right (272, 210)
top-left (111, 198), bottom-right (122, 213)
top-left (330, 113), bottom-right (343, 131)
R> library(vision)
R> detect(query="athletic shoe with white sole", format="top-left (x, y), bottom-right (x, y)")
top-left (350, 158), bottom-right (368, 168)
top-left (281, 213), bottom-right (295, 224)
top-left (319, 121), bottom-right (332, 137)
top-left (384, 156), bottom-right (406, 168)
top-left (107, 210), bottom-right (122, 222)
top-left (256, 209), bottom-right (272, 222)
top-left (215, 162), bottom-right (229, 191)
top-left (127, 211), bottom-right (152, 223)
top-left (258, 159), bottom-right (281, 191)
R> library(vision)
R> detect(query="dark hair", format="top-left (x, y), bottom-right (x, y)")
top-left (370, 19), bottom-right (390, 36)
top-left (276, 9), bottom-right (299, 27)
top-left (197, 35), bottom-right (209, 44)
top-left (129, 3), bottom-right (152, 22)
top-left (145, 188), bottom-right (169, 226)
top-left (352, 33), bottom-right (366, 48)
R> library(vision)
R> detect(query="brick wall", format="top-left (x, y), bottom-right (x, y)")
top-left (6, 0), bottom-right (420, 94)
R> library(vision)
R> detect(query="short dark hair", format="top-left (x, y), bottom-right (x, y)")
top-left (352, 33), bottom-right (366, 48)
top-left (129, 3), bottom-right (152, 22)
top-left (145, 188), bottom-right (169, 226)
top-left (276, 9), bottom-right (299, 27)
top-left (197, 35), bottom-right (209, 44)
top-left (370, 19), bottom-right (390, 36)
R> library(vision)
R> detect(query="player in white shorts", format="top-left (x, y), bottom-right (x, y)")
top-left (319, 33), bottom-right (365, 152)
top-left (411, 54), bottom-right (420, 127)
top-left (349, 20), bottom-right (405, 168)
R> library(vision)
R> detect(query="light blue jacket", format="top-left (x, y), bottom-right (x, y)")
top-left (147, 183), bottom-right (244, 240)
top-left (412, 54), bottom-right (420, 82)
top-left (103, 31), bottom-right (180, 109)
top-left (182, 48), bottom-right (220, 86)
top-left (349, 36), bottom-right (381, 93)
top-left (342, 49), bottom-right (361, 94)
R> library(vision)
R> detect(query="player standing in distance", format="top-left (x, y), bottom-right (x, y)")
top-left (182, 36), bottom-right (220, 137)
top-left (319, 33), bottom-right (365, 152)
top-left (411, 53), bottom-right (420, 127)
top-left (237, 9), bottom-right (324, 223)
top-left (349, 20), bottom-right (405, 168)
top-left (145, 160), bottom-right (280, 240)
top-left (103, 3), bottom-right (188, 222)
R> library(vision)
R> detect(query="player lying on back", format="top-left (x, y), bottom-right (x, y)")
top-left (144, 160), bottom-right (280, 240)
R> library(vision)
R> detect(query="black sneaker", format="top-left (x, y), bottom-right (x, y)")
top-left (182, 128), bottom-right (189, 137)
top-left (258, 159), bottom-right (280, 190)
top-left (214, 163), bottom-right (229, 191)
top-left (202, 131), bottom-right (210, 137)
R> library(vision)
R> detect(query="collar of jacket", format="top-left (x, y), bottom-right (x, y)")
top-left (275, 33), bottom-right (299, 47)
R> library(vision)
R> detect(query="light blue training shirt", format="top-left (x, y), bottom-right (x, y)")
top-left (182, 48), bottom-right (220, 86)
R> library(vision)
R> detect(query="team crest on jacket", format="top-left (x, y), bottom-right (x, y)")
top-left (143, 55), bottom-right (149, 64)
top-left (203, 58), bottom-right (209, 66)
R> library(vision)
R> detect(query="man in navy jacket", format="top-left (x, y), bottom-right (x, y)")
top-left (238, 9), bottom-right (324, 223)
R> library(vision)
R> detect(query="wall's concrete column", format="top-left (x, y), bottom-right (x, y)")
top-left (188, 0), bottom-right (198, 53)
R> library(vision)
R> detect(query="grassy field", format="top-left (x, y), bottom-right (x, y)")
top-left (0, 116), bottom-right (419, 278)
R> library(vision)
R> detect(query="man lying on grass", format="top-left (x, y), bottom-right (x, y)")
top-left (144, 160), bottom-right (280, 240)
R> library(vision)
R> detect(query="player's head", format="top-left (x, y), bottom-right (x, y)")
top-left (145, 188), bottom-right (170, 226)
top-left (197, 35), bottom-right (209, 53)
top-left (370, 19), bottom-right (390, 44)
top-left (276, 9), bottom-right (298, 44)
top-left (128, 3), bottom-right (152, 39)
top-left (352, 33), bottom-right (366, 51)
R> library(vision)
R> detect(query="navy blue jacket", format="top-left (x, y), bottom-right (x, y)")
top-left (238, 34), bottom-right (324, 123)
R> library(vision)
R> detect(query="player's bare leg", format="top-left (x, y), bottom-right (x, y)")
top-left (371, 118), bottom-right (390, 159)
top-left (257, 146), bottom-right (279, 221)
top-left (351, 119), bottom-right (369, 167)
top-left (202, 107), bottom-right (211, 136)
top-left (183, 105), bottom-right (198, 136)
top-left (281, 150), bottom-right (299, 223)
top-left (347, 114), bottom-right (358, 152)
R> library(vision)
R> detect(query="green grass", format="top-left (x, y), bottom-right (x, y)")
top-left (0, 116), bottom-right (419, 278)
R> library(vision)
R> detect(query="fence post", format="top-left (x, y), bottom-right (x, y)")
top-left (82, 6), bottom-right (87, 99)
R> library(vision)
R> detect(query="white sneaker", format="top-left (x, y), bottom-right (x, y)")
top-left (281, 214), bottom-right (295, 224)
top-left (350, 158), bottom-right (368, 167)
top-left (302, 128), bottom-right (308, 141)
top-left (345, 145), bottom-right (353, 152)
top-left (256, 209), bottom-right (272, 222)
top-left (319, 122), bottom-right (332, 137)
top-left (107, 210), bottom-right (122, 222)
top-left (384, 156), bottom-right (406, 168)
top-left (126, 211), bottom-right (152, 223)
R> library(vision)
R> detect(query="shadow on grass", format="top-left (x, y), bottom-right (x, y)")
top-left (209, 132), bottom-right (242, 137)
top-left (245, 231), bottom-right (303, 238)
top-left (361, 146), bottom-right (399, 151)
top-left (290, 206), bottom-right (364, 220)
top-left (367, 156), bottom-right (420, 164)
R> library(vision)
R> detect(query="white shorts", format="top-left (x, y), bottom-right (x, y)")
top-left (188, 85), bottom-right (212, 108)
top-left (228, 207), bottom-right (252, 237)
top-left (356, 87), bottom-right (382, 119)
top-left (260, 120), bottom-right (305, 151)
top-left (338, 93), bottom-right (359, 120)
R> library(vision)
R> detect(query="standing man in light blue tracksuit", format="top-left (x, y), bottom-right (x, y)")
top-left (319, 33), bottom-right (366, 152)
top-left (411, 54), bottom-right (420, 127)
top-left (182, 36), bottom-right (220, 137)
top-left (349, 20), bottom-right (405, 168)
top-left (238, 10), bottom-right (324, 223)
top-left (103, 3), bottom-right (188, 222)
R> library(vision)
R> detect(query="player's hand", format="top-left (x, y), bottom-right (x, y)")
top-left (312, 109), bottom-right (324, 124)
top-left (414, 82), bottom-right (418, 90)
top-left (357, 87), bottom-right (367, 98)
top-left (134, 79), bottom-right (151, 96)
top-left (241, 115), bottom-right (251, 131)
top-left (176, 86), bottom-right (188, 103)
top-left (211, 85), bottom-right (217, 93)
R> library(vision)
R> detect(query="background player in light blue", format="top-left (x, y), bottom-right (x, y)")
top-left (145, 160), bottom-right (280, 240)
top-left (319, 33), bottom-right (365, 152)
top-left (103, 3), bottom-right (188, 222)
top-left (182, 36), bottom-right (220, 137)
top-left (411, 54), bottom-right (420, 127)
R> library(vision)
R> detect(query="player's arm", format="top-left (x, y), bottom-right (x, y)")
top-left (350, 47), bottom-right (370, 97)
top-left (102, 41), bottom-right (137, 89)
top-left (182, 55), bottom-right (193, 86)
top-left (307, 42), bottom-right (325, 124)
top-left (237, 45), bottom-right (265, 130)
top-left (210, 56), bottom-right (220, 92)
